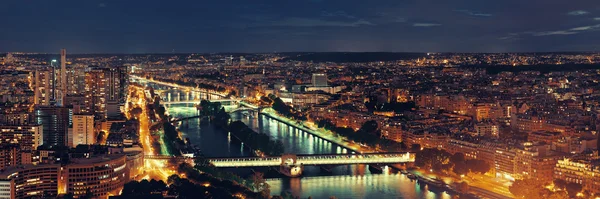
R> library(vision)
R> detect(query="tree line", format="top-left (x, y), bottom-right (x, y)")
top-left (199, 100), bottom-right (285, 156)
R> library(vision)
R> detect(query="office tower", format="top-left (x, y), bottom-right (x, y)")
top-left (68, 114), bottom-right (94, 147)
top-left (35, 106), bottom-right (71, 146)
top-left (66, 65), bottom-right (86, 96)
top-left (0, 144), bottom-right (23, 170)
top-left (59, 49), bottom-right (67, 106)
top-left (85, 68), bottom-right (108, 119)
top-left (116, 66), bottom-right (128, 105)
top-left (85, 67), bottom-right (124, 119)
top-left (0, 125), bottom-right (43, 150)
top-left (240, 56), bottom-right (246, 66)
top-left (312, 73), bottom-right (328, 87)
top-left (225, 56), bottom-right (233, 65)
top-left (33, 68), bottom-right (55, 105)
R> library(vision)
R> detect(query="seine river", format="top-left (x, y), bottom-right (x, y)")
top-left (166, 103), bottom-right (453, 199)
top-left (135, 77), bottom-right (453, 198)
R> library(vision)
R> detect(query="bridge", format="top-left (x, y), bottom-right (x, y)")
top-left (131, 75), bottom-right (228, 97)
top-left (144, 153), bottom-right (415, 166)
top-left (170, 115), bottom-right (207, 123)
top-left (145, 155), bottom-right (192, 160)
top-left (160, 98), bottom-right (239, 105)
top-left (208, 152), bottom-right (415, 167)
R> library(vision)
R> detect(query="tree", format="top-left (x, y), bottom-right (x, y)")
top-left (450, 153), bottom-right (466, 163)
top-left (168, 174), bottom-right (183, 186)
top-left (466, 159), bottom-right (491, 174)
top-left (453, 161), bottom-right (469, 176)
top-left (553, 179), bottom-right (567, 190)
top-left (410, 144), bottom-right (421, 151)
top-left (546, 191), bottom-right (570, 199)
top-left (565, 182), bottom-right (582, 198)
top-left (509, 178), bottom-right (544, 198)
top-left (250, 172), bottom-right (270, 198)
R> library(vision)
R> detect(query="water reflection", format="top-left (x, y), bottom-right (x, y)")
top-left (268, 173), bottom-right (453, 199)
top-left (162, 102), bottom-right (453, 198)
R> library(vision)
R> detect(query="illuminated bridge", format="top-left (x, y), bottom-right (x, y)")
top-left (131, 75), bottom-right (227, 96)
top-left (160, 98), bottom-right (239, 105)
top-left (145, 155), bottom-right (192, 160)
top-left (208, 153), bottom-right (415, 168)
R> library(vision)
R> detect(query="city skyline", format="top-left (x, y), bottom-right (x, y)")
top-left (2, 0), bottom-right (600, 53)
top-left (3, 1), bottom-right (600, 198)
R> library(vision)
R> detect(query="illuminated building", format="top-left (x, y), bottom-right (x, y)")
top-left (0, 154), bottom-right (135, 199)
top-left (0, 113), bottom-right (32, 126)
top-left (64, 154), bottom-right (128, 198)
top-left (64, 95), bottom-right (86, 114)
top-left (67, 114), bottom-right (95, 148)
top-left (0, 125), bottom-right (43, 150)
top-left (59, 49), bottom-right (67, 106)
top-left (474, 122), bottom-right (499, 137)
top-left (552, 136), bottom-right (598, 154)
top-left (0, 179), bottom-right (10, 199)
top-left (0, 145), bottom-right (24, 170)
top-left (528, 131), bottom-right (562, 143)
top-left (33, 69), bottom-right (55, 105)
top-left (239, 56), bottom-right (246, 66)
top-left (473, 103), bottom-right (491, 122)
top-left (0, 164), bottom-right (61, 199)
top-left (402, 130), bottom-right (449, 149)
top-left (312, 73), bottom-right (328, 87)
top-left (512, 143), bottom-right (559, 183)
top-left (554, 153), bottom-right (600, 194)
top-left (225, 55), bottom-right (233, 65)
top-left (494, 147), bottom-right (516, 179)
top-left (85, 67), bottom-right (126, 119)
top-left (35, 106), bottom-right (71, 146)
top-left (3, 53), bottom-right (13, 65)
top-left (66, 66), bottom-right (86, 96)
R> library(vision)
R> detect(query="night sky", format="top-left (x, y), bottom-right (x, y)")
top-left (2, 0), bottom-right (600, 53)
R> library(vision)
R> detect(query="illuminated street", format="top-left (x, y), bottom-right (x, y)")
top-left (126, 85), bottom-right (177, 181)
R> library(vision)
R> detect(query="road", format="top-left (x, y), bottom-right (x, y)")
top-left (127, 85), bottom-right (177, 181)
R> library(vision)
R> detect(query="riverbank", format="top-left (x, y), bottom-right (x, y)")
top-left (260, 108), bottom-right (371, 153)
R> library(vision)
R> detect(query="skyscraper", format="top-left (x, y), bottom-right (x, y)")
top-left (59, 49), bottom-right (67, 106)
top-left (66, 65), bottom-right (86, 96)
top-left (35, 106), bottom-right (71, 146)
top-left (225, 56), bottom-right (233, 66)
top-left (312, 73), bottom-right (328, 87)
top-left (68, 114), bottom-right (94, 147)
top-left (84, 67), bottom-right (125, 119)
top-left (33, 68), bottom-right (55, 105)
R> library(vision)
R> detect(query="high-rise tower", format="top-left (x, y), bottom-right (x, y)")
top-left (312, 73), bottom-right (328, 87)
top-left (60, 49), bottom-right (67, 106)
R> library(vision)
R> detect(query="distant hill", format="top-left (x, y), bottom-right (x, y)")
top-left (280, 52), bottom-right (426, 63)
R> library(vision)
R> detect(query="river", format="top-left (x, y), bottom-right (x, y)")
top-left (134, 78), bottom-right (454, 198)
top-left (166, 103), bottom-right (453, 199)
